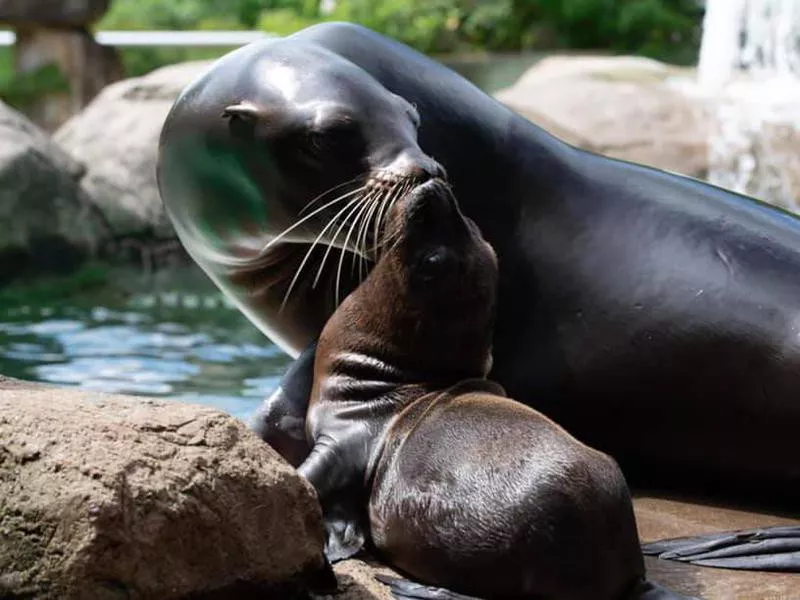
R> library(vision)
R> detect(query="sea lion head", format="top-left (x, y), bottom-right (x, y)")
top-left (160, 38), bottom-right (445, 270)
top-left (323, 178), bottom-right (498, 381)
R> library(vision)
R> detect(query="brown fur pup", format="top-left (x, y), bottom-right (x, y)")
top-left (297, 179), bottom-right (660, 600)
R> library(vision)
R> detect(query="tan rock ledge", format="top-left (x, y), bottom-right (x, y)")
top-left (0, 375), bottom-right (335, 599)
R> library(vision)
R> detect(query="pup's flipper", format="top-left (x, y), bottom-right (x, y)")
top-left (322, 496), bottom-right (369, 562)
top-left (248, 341), bottom-right (316, 467)
top-left (641, 525), bottom-right (800, 571)
top-left (374, 574), bottom-right (482, 600)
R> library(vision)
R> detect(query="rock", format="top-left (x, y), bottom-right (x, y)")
top-left (494, 55), bottom-right (711, 179)
top-left (0, 0), bottom-right (121, 132)
top-left (0, 0), bottom-right (110, 27)
top-left (55, 61), bottom-right (216, 239)
top-left (0, 100), bottom-right (108, 279)
top-left (315, 560), bottom-right (395, 600)
top-left (495, 55), bottom-right (800, 208)
top-left (12, 26), bottom-right (124, 131)
top-left (0, 376), bottom-right (333, 600)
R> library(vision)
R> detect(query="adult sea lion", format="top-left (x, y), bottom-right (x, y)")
top-left (157, 31), bottom-right (442, 468)
top-left (157, 22), bottom-right (800, 556)
top-left (300, 178), bottom-right (687, 600)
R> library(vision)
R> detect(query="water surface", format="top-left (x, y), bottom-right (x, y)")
top-left (0, 266), bottom-right (290, 420)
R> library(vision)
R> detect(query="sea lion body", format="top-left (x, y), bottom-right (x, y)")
top-left (289, 23), bottom-right (800, 504)
top-left (158, 22), bottom-right (800, 504)
top-left (299, 180), bottom-right (647, 599)
top-left (370, 381), bottom-right (642, 600)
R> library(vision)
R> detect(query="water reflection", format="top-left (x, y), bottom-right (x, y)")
top-left (0, 285), bottom-right (291, 421)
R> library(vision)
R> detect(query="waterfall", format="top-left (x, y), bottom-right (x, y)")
top-left (698, 0), bottom-right (800, 210)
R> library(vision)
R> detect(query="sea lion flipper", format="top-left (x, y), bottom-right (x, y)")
top-left (641, 525), bottom-right (800, 571)
top-left (321, 498), bottom-right (368, 562)
top-left (298, 436), bottom-right (371, 562)
top-left (374, 574), bottom-right (482, 600)
top-left (248, 342), bottom-right (317, 467)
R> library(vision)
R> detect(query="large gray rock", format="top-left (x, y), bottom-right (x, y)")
top-left (496, 55), bottom-right (800, 208)
top-left (55, 61), bottom-right (215, 239)
top-left (0, 376), bottom-right (332, 599)
top-left (0, 100), bottom-right (108, 274)
top-left (0, 0), bottom-right (110, 26)
top-left (495, 55), bottom-right (711, 179)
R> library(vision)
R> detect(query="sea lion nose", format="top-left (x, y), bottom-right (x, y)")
top-left (419, 158), bottom-right (447, 181)
top-left (389, 150), bottom-right (447, 181)
top-left (412, 180), bottom-right (460, 220)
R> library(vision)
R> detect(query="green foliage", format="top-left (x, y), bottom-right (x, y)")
top-left (0, 61), bottom-right (70, 111)
top-left (260, 0), bottom-right (703, 59)
top-left (0, 263), bottom-right (110, 308)
top-left (257, 8), bottom-right (321, 38)
top-left (98, 0), bottom-right (318, 30)
top-left (326, 0), bottom-right (460, 54)
top-left (529, 0), bottom-right (703, 61)
top-left (92, 0), bottom-right (703, 77)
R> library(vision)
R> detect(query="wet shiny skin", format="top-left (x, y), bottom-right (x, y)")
top-left (158, 22), bottom-right (800, 507)
top-left (300, 182), bottom-right (647, 599)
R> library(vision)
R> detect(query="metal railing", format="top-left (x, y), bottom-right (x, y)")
top-left (0, 30), bottom-right (275, 47)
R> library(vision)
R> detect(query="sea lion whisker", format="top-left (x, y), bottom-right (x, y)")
top-left (299, 175), bottom-right (367, 217)
top-left (372, 182), bottom-right (399, 254)
top-left (356, 188), bottom-right (382, 257)
top-left (336, 193), bottom-right (376, 305)
top-left (356, 194), bottom-right (381, 283)
top-left (372, 181), bottom-right (403, 261)
top-left (263, 185), bottom-right (367, 253)
top-left (374, 181), bottom-right (409, 260)
top-left (381, 182), bottom-right (415, 255)
top-left (312, 195), bottom-right (371, 290)
top-left (350, 190), bottom-right (378, 280)
top-left (278, 194), bottom-right (368, 313)
top-left (354, 187), bottom-right (384, 278)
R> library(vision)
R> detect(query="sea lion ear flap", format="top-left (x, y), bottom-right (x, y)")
top-left (222, 101), bottom-right (262, 124)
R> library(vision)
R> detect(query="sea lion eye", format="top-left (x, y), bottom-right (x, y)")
top-left (416, 248), bottom-right (450, 278)
top-left (296, 130), bottom-right (331, 165)
top-left (425, 251), bottom-right (445, 268)
top-left (308, 131), bottom-right (327, 151)
top-left (303, 120), bottom-right (357, 159)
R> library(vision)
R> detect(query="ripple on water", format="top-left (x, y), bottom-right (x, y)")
top-left (0, 340), bottom-right (64, 363)
top-left (0, 294), bottom-right (292, 420)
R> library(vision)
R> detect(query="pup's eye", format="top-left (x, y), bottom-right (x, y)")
top-left (416, 248), bottom-right (451, 279)
top-left (424, 251), bottom-right (446, 268)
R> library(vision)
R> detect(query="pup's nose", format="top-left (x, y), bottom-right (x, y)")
top-left (408, 179), bottom-right (462, 224)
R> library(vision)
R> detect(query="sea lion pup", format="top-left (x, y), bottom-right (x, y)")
top-left (298, 179), bottom-right (676, 600)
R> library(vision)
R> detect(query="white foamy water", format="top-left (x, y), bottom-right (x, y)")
top-left (695, 0), bottom-right (800, 210)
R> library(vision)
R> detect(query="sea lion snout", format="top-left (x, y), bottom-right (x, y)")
top-left (399, 178), bottom-right (470, 236)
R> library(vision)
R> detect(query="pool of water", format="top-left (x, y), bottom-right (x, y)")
top-left (0, 266), bottom-right (292, 421)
